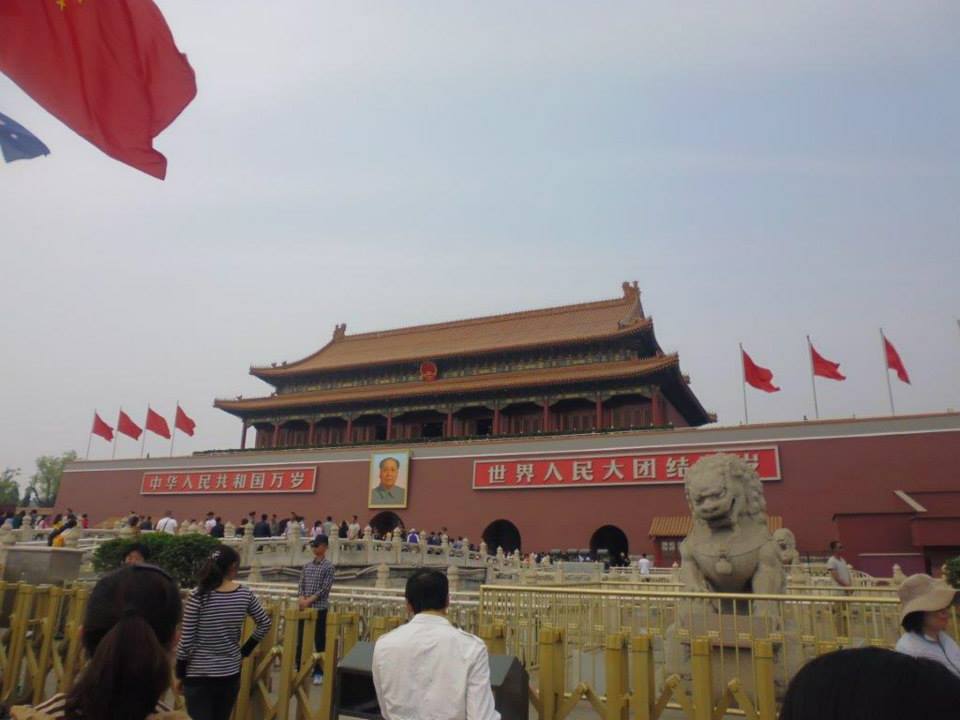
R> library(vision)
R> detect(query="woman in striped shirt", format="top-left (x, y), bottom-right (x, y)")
top-left (175, 545), bottom-right (272, 720)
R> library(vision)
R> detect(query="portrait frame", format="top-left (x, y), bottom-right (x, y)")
top-left (368, 450), bottom-right (410, 509)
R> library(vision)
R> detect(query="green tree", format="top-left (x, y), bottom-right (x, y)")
top-left (28, 451), bottom-right (77, 507)
top-left (0, 467), bottom-right (20, 506)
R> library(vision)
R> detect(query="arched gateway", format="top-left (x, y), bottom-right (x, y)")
top-left (590, 525), bottom-right (629, 562)
top-left (482, 519), bottom-right (522, 555)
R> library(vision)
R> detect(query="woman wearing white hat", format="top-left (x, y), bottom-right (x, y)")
top-left (895, 573), bottom-right (960, 677)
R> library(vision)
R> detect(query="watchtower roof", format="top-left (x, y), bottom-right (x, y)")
top-left (252, 281), bottom-right (650, 379)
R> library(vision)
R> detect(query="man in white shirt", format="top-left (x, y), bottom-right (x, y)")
top-left (637, 553), bottom-right (652, 576)
top-left (155, 511), bottom-right (178, 535)
top-left (373, 570), bottom-right (500, 720)
top-left (347, 515), bottom-right (361, 540)
top-left (203, 511), bottom-right (216, 534)
top-left (826, 540), bottom-right (852, 587)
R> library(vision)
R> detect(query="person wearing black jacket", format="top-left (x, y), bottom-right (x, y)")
top-left (253, 514), bottom-right (271, 538)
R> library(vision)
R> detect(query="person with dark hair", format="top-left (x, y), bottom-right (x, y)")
top-left (124, 543), bottom-right (150, 565)
top-left (895, 573), bottom-right (960, 676)
top-left (780, 646), bottom-right (960, 719)
top-left (12, 564), bottom-right (184, 720)
top-left (338, 520), bottom-right (348, 539)
top-left (297, 535), bottom-right (334, 686)
top-left (210, 516), bottom-right (225, 539)
top-left (253, 514), bottom-right (272, 538)
top-left (175, 544), bottom-right (272, 720)
top-left (372, 569), bottom-right (499, 720)
top-left (139, 515), bottom-right (153, 531)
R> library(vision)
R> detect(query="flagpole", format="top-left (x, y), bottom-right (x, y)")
top-left (807, 336), bottom-right (820, 420)
top-left (881, 328), bottom-right (896, 415)
top-left (141, 408), bottom-right (148, 458)
top-left (739, 342), bottom-right (749, 424)
top-left (112, 408), bottom-right (119, 459)
top-left (170, 403), bottom-right (177, 457)
top-left (86, 411), bottom-right (94, 460)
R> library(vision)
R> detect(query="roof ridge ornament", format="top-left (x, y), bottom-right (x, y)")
top-left (618, 281), bottom-right (645, 328)
top-left (332, 323), bottom-right (347, 340)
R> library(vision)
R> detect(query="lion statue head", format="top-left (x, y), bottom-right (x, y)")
top-left (684, 453), bottom-right (767, 530)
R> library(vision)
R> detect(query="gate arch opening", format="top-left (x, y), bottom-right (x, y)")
top-left (369, 511), bottom-right (403, 537)
top-left (482, 519), bottom-right (522, 555)
top-left (590, 525), bottom-right (629, 564)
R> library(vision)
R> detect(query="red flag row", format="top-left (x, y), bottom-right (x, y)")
top-left (742, 332), bottom-right (911, 394)
top-left (90, 406), bottom-right (196, 443)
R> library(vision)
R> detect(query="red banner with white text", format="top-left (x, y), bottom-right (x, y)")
top-left (141, 466), bottom-right (317, 495)
top-left (473, 446), bottom-right (779, 490)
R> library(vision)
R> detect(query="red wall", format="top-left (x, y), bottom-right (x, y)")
top-left (58, 418), bottom-right (960, 558)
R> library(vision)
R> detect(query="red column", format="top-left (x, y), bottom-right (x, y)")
top-left (386, 414), bottom-right (393, 440)
top-left (271, 423), bottom-right (280, 448)
top-left (651, 391), bottom-right (664, 426)
top-left (346, 417), bottom-right (353, 443)
top-left (492, 407), bottom-right (500, 435)
top-left (240, 422), bottom-right (247, 449)
top-left (307, 421), bottom-right (316, 446)
top-left (446, 411), bottom-right (454, 437)
top-left (595, 398), bottom-right (603, 430)
top-left (542, 401), bottom-right (551, 432)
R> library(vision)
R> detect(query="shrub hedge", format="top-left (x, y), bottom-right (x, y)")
top-left (92, 533), bottom-right (220, 587)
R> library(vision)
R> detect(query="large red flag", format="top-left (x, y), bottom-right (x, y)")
top-left (117, 410), bottom-right (142, 440)
top-left (0, 0), bottom-right (196, 179)
top-left (810, 343), bottom-right (846, 381)
top-left (91, 413), bottom-right (114, 442)
top-left (742, 349), bottom-right (781, 393)
top-left (175, 406), bottom-right (196, 437)
top-left (146, 408), bottom-right (172, 439)
top-left (884, 335), bottom-right (911, 384)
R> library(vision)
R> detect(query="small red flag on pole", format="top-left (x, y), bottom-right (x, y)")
top-left (146, 408), bottom-right (172, 439)
top-left (883, 335), bottom-right (910, 384)
top-left (91, 412), bottom-right (114, 442)
top-left (810, 342), bottom-right (846, 381)
top-left (88, 411), bottom-right (114, 459)
top-left (175, 406), bottom-right (196, 436)
top-left (117, 410), bottom-right (143, 440)
top-left (742, 348), bottom-right (781, 393)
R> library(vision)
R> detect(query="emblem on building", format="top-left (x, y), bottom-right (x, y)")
top-left (419, 361), bottom-right (438, 382)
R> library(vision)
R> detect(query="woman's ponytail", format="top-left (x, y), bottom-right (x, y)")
top-left (64, 565), bottom-right (181, 720)
top-left (195, 544), bottom-right (240, 596)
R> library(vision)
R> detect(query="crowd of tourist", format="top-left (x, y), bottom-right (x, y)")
top-left (3, 511), bottom-right (959, 720)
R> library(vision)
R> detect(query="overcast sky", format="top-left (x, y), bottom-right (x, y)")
top-left (2, 1), bottom-right (958, 485)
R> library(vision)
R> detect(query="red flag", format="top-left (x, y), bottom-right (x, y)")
top-left (146, 408), bottom-right (172, 439)
top-left (175, 406), bottom-right (196, 436)
top-left (742, 349), bottom-right (781, 393)
top-left (810, 343), bottom-right (846, 381)
top-left (0, 0), bottom-right (196, 179)
top-left (117, 410), bottom-right (142, 440)
top-left (884, 335), bottom-right (911, 384)
top-left (91, 413), bottom-right (114, 442)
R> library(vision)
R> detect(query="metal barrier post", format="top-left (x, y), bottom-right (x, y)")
top-left (59, 587), bottom-right (89, 693)
top-left (316, 611), bottom-right (340, 720)
top-left (479, 622), bottom-right (506, 655)
top-left (32, 585), bottom-right (61, 704)
top-left (604, 632), bottom-right (628, 720)
top-left (275, 605), bottom-right (301, 720)
top-left (2, 584), bottom-right (33, 704)
top-left (690, 637), bottom-right (713, 720)
top-left (753, 639), bottom-right (776, 720)
top-left (630, 634), bottom-right (655, 720)
top-left (233, 616), bottom-right (256, 720)
top-left (537, 627), bottom-right (562, 720)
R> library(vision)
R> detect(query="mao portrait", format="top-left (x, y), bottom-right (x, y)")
top-left (368, 451), bottom-right (409, 508)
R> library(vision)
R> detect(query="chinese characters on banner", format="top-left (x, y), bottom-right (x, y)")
top-left (473, 447), bottom-right (779, 490)
top-left (141, 466), bottom-right (317, 495)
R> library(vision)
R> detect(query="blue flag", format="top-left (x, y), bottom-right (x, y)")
top-left (0, 112), bottom-right (51, 163)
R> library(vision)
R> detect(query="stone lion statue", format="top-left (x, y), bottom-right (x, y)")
top-left (678, 454), bottom-right (785, 599)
